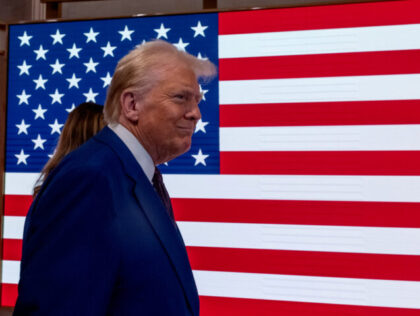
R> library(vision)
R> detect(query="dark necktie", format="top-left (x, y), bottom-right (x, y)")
top-left (152, 167), bottom-right (175, 220)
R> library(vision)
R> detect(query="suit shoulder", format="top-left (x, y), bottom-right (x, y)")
top-left (60, 138), bottom-right (123, 175)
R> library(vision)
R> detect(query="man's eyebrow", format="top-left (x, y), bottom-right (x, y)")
top-left (170, 87), bottom-right (192, 94)
top-left (175, 88), bottom-right (202, 98)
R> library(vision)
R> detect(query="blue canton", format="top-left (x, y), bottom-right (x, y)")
top-left (6, 13), bottom-right (219, 174)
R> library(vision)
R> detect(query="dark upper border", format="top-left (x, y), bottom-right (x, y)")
top-left (5, 0), bottom-right (394, 26)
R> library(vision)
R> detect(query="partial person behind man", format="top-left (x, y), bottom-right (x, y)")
top-left (14, 40), bottom-right (216, 316)
top-left (33, 102), bottom-right (105, 196)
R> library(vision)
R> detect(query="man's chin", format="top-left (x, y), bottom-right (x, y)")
top-left (161, 141), bottom-right (191, 163)
top-left (179, 141), bottom-right (191, 156)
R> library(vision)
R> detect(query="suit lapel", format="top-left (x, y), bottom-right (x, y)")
top-left (133, 180), bottom-right (199, 314)
top-left (95, 127), bottom-right (199, 315)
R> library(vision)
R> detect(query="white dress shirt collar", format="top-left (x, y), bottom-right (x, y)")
top-left (108, 123), bottom-right (155, 183)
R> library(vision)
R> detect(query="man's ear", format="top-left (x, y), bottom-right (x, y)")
top-left (120, 90), bottom-right (140, 123)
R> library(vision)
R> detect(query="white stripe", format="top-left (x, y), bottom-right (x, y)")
top-left (3, 216), bottom-right (25, 239)
top-left (219, 74), bottom-right (420, 104)
top-left (194, 270), bottom-right (420, 309)
top-left (6, 218), bottom-right (419, 255)
top-left (5, 172), bottom-right (38, 195)
top-left (4, 261), bottom-right (420, 309)
top-left (2, 260), bottom-right (20, 284)
top-left (220, 125), bottom-right (420, 151)
top-left (178, 222), bottom-right (420, 255)
top-left (165, 174), bottom-right (420, 203)
top-left (7, 173), bottom-right (420, 202)
top-left (219, 24), bottom-right (420, 58)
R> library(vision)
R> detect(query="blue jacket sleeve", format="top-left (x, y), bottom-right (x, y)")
top-left (13, 166), bottom-right (121, 316)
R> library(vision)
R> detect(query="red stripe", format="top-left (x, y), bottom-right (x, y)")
top-left (3, 287), bottom-right (420, 314)
top-left (188, 246), bottom-right (420, 281)
top-left (10, 237), bottom-right (419, 280)
top-left (173, 198), bottom-right (420, 228)
top-left (7, 196), bottom-right (420, 228)
top-left (8, 239), bottom-right (420, 280)
top-left (219, 100), bottom-right (420, 127)
top-left (4, 285), bottom-right (420, 314)
top-left (3, 239), bottom-right (23, 261)
top-left (3, 269), bottom-right (420, 310)
top-left (219, 50), bottom-right (420, 81)
top-left (220, 151), bottom-right (420, 176)
top-left (219, 1), bottom-right (420, 35)
top-left (4, 195), bottom-right (32, 216)
top-left (200, 296), bottom-right (420, 316)
top-left (1, 284), bottom-right (17, 307)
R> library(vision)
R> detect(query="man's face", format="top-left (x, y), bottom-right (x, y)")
top-left (134, 63), bottom-right (202, 164)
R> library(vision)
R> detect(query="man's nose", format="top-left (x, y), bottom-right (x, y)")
top-left (186, 101), bottom-right (202, 121)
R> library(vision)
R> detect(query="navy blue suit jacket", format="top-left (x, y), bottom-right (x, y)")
top-left (13, 127), bottom-right (199, 316)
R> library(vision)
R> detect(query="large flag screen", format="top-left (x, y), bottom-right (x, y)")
top-left (3, 0), bottom-right (420, 314)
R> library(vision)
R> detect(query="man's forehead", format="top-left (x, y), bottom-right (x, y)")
top-left (161, 66), bottom-right (199, 87)
top-left (165, 83), bottom-right (201, 98)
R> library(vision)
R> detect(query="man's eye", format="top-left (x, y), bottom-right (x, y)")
top-left (174, 94), bottom-right (185, 100)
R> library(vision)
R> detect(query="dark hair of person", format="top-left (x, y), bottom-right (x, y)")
top-left (33, 102), bottom-right (105, 196)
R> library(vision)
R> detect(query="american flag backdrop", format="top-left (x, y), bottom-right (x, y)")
top-left (3, 0), bottom-right (420, 314)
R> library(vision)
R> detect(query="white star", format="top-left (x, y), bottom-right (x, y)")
top-left (191, 21), bottom-right (208, 37)
top-left (50, 59), bottom-right (65, 74)
top-left (194, 119), bottom-right (209, 133)
top-left (118, 25), bottom-right (134, 41)
top-left (84, 57), bottom-right (99, 73)
top-left (192, 149), bottom-right (209, 166)
top-left (84, 27), bottom-right (99, 43)
top-left (16, 119), bottom-right (30, 135)
top-left (34, 45), bottom-right (48, 60)
top-left (50, 29), bottom-right (65, 45)
top-left (17, 90), bottom-right (31, 105)
top-left (197, 52), bottom-right (208, 60)
top-left (49, 89), bottom-right (64, 104)
top-left (17, 60), bottom-right (32, 76)
top-left (154, 23), bottom-right (171, 39)
top-left (32, 104), bottom-right (47, 120)
top-left (100, 72), bottom-right (112, 87)
top-left (32, 134), bottom-right (47, 150)
top-left (66, 73), bottom-right (81, 89)
top-left (66, 103), bottom-right (76, 113)
top-left (173, 38), bottom-right (189, 52)
top-left (49, 119), bottom-right (64, 135)
top-left (33, 74), bottom-right (48, 90)
top-left (199, 85), bottom-right (209, 101)
top-left (83, 88), bottom-right (99, 102)
top-left (67, 43), bottom-right (82, 59)
top-left (15, 149), bottom-right (30, 165)
top-left (18, 31), bottom-right (32, 46)
top-left (101, 42), bottom-right (116, 57)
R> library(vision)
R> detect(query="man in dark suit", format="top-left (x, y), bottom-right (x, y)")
top-left (14, 40), bottom-right (216, 316)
